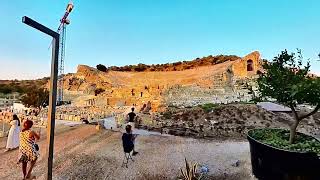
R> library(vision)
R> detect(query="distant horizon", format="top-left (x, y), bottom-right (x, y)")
top-left (1, 50), bottom-right (319, 81)
top-left (1, 0), bottom-right (319, 79)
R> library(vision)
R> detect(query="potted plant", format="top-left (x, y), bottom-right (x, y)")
top-left (247, 50), bottom-right (320, 180)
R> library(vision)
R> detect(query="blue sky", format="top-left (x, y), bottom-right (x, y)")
top-left (0, 0), bottom-right (319, 79)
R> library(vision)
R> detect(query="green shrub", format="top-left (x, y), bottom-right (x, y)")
top-left (96, 64), bottom-right (107, 72)
top-left (199, 103), bottom-right (218, 113)
top-left (249, 129), bottom-right (320, 155)
top-left (162, 111), bottom-right (172, 119)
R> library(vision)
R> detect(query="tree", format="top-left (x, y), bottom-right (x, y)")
top-left (96, 64), bottom-right (107, 72)
top-left (20, 87), bottom-right (49, 110)
top-left (0, 84), bottom-right (13, 94)
top-left (258, 50), bottom-right (320, 143)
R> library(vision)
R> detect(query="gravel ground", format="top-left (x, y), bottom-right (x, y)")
top-left (0, 124), bottom-right (255, 180)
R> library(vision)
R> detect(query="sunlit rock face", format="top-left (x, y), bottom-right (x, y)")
top-left (62, 51), bottom-right (263, 112)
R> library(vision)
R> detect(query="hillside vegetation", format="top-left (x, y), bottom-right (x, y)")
top-left (105, 54), bottom-right (240, 72)
top-left (0, 78), bottom-right (48, 95)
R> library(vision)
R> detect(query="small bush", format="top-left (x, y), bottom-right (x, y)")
top-left (94, 88), bottom-right (105, 96)
top-left (199, 103), bottom-right (219, 113)
top-left (96, 64), bottom-right (107, 72)
top-left (162, 111), bottom-right (172, 119)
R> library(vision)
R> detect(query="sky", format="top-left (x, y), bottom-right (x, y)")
top-left (0, 0), bottom-right (319, 80)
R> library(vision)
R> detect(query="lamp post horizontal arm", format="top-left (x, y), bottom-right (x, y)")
top-left (22, 16), bottom-right (59, 38)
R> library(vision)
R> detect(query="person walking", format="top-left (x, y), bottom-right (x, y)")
top-left (127, 107), bottom-right (137, 129)
top-left (5, 114), bottom-right (21, 151)
top-left (18, 120), bottom-right (40, 180)
top-left (122, 125), bottom-right (138, 156)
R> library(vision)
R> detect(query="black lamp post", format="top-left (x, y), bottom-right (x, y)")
top-left (22, 16), bottom-right (59, 180)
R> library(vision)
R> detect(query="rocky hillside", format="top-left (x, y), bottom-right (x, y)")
top-left (1, 51), bottom-right (262, 111)
top-left (60, 51), bottom-right (262, 111)
top-left (147, 104), bottom-right (320, 139)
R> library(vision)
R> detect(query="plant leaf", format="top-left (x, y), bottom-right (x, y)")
top-left (185, 158), bottom-right (190, 177)
top-left (180, 168), bottom-right (187, 179)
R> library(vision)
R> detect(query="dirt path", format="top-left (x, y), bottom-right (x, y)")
top-left (0, 125), bottom-right (255, 180)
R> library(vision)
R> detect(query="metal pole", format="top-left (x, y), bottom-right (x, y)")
top-left (46, 35), bottom-right (59, 180)
top-left (22, 16), bottom-right (59, 180)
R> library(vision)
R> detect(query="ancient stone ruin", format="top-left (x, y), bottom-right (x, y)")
top-left (61, 51), bottom-right (262, 112)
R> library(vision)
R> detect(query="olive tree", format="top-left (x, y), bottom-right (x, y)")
top-left (20, 87), bottom-right (49, 111)
top-left (258, 50), bottom-right (320, 143)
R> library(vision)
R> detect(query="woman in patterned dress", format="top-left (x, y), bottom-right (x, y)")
top-left (18, 120), bottom-right (40, 180)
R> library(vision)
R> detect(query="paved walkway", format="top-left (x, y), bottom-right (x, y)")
top-left (0, 125), bottom-right (255, 180)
